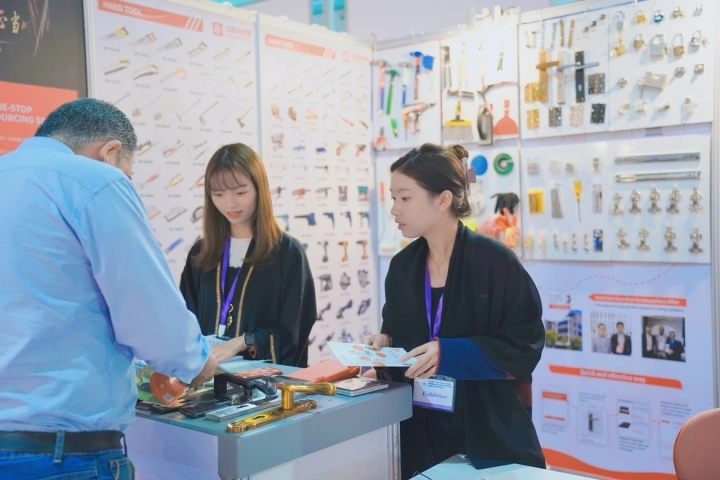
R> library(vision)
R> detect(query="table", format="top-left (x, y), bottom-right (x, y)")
top-left (127, 361), bottom-right (412, 479)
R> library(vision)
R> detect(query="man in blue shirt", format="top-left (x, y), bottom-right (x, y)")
top-left (0, 98), bottom-right (218, 479)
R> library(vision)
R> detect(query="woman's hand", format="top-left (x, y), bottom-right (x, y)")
top-left (402, 340), bottom-right (440, 379)
top-left (362, 333), bottom-right (391, 351)
top-left (211, 336), bottom-right (246, 363)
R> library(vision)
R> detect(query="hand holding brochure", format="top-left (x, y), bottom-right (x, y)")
top-left (328, 342), bottom-right (417, 367)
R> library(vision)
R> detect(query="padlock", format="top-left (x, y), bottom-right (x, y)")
top-left (649, 34), bottom-right (667, 58)
top-left (613, 38), bottom-right (627, 56)
top-left (653, 10), bottom-right (664, 23)
top-left (635, 10), bottom-right (646, 24)
top-left (616, 11), bottom-right (626, 31)
top-left (672, 34), bottom-right (685, 57)
top-left (694, 64), bottom-right (705, 75)
top-left (617, 77), bottom-right (628, 88)
top-left (672, 6), bottom-right (684, 19)
top-left (675, 66), bottom-right (686, 77)
top-left (684, 98), bottom-right (696, 115)
top-left (690, 30), bottom-right (703, 49)
top-left (633, 34), bottom-right (646, 49)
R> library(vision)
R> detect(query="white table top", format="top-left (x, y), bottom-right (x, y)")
top-left (411, 455), bottom-right (592, 480)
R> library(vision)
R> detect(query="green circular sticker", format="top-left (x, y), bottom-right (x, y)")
top-left (493, 153), bottom-right (514, 175)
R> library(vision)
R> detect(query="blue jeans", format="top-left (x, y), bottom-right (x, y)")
top-left (0, 449), bottom-right (134, 480)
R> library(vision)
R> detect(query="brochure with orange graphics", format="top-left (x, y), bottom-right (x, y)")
top-left (328, 342), bottom-right (417, 367)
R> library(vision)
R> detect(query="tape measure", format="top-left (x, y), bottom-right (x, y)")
top-left (471, 155), bottom-right (488, 176)
top-left (493, 153), bottom-right (514, 175)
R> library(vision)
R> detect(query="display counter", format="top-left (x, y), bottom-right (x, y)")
top-left (127, 361), bottom-right (412, 480)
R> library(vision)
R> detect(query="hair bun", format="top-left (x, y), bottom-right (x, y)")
top-left (450, 144), bottom-right (469, 161)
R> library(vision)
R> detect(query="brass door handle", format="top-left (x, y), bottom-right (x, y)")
top-left (227, 383), bottom-right (337, 433)
top-left (281, 383), bottom-right (336, 410)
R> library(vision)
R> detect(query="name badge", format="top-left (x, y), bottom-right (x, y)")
top-left (412, 376), bottom-right (456, 412)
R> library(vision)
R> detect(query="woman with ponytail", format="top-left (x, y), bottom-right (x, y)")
top-left (363, 143), bottom-right (545, 477)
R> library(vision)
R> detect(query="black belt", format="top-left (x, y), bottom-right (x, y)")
top-left (0, 431), bottom-right (124, 454)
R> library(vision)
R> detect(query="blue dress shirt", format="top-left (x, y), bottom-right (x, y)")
top-left (0, 137), bottom-right (210, 433)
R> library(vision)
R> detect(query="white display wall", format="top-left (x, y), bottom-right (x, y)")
top-left (257, 16), bottom-right (377, 364)
top-left (86, 0), bottom-right (259, 277)
top-left (370, 1), bottom-right (717, 479)
top-left (86, 0), bottom-right (379, 367)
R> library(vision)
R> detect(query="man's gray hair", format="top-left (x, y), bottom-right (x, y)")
top-left (36, 98), bottom-right (137, 159)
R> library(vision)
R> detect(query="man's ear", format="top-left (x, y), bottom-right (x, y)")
top-left (98, 139), bottom-right (123, 165)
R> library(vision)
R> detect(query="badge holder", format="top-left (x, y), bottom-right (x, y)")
top-left (413, 376), bottom-right (457, 412)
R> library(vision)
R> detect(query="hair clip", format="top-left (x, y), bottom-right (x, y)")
top-left (462, 157), bottom-right (476, 196)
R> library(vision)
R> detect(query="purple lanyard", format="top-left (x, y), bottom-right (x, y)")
top-left (220, 237), bottom-right (243, 327)
top-left (424, 267), bottom-right (444, 341)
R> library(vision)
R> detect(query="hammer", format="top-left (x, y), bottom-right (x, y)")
top-left (371, 59), bottom-right (390, 112)
top-left (397, 61), bottom-right (412, 106)
top-left (385, 69), bottom-right (400, 115)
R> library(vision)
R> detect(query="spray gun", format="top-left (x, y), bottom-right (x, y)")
top-left (356, 240), bottom-right (369, 260)
top-left (323, 212), bottom-right (335, 228)
top-left (295, 213), bottom-right (316, 226)
top-left (275, 214), bottom-right (289, 232)
top-left (343, 211), bottom-right (353, 228)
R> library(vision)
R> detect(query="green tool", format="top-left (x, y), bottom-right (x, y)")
top-left (493, 153), bottom-right (514, 175)
top-left (386, 70), bottom-right (400, 115)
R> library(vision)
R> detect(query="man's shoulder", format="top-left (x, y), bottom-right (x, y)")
top-left (2, 137), bottom-right (126, 193)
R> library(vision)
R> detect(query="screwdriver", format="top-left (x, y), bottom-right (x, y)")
top-left (573, 180), bottom-right (582, 222)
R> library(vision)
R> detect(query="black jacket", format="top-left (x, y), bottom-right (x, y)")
top-left (180, 233), bottom-right (316, 367)
top-left (379, 222), bottom-right (546, 468)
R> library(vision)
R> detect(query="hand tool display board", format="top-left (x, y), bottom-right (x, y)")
top-left (87, 0), bottom-right (259, 279)
top-left (519, 0), bottom-right (716, 138)
top-left (371, 40), bottom-right (442, 151)
top-left (520, 128), bottom-right (710, 264)
top-left (439, 14), bottom-right (521, 146)
top-left (258, 15), bottom-right (378, 365)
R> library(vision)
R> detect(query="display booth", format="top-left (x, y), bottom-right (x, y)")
top-left (2, 0), bottom-right (718, 478)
